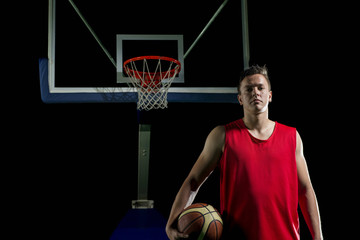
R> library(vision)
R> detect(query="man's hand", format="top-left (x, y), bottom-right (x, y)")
top-left (165, 225), bottom-right (189, 240)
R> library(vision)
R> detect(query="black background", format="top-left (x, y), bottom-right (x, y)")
top-left (7, 0), bottom-right (357, 239)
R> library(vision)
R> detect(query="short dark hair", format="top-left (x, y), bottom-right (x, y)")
top-left (237, 65), bottom-right (271, 93)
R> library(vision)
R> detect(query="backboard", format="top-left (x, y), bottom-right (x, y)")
top-left (40, 0), bottom-right (249, 104)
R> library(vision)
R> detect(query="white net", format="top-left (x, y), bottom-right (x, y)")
top-left (124, 56), bottom-right (181, 111)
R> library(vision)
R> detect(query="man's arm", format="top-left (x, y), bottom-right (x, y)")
top-left (296, 131), bottom-right (323, 240)
top-left (165, 126), bottom-right (225, 240)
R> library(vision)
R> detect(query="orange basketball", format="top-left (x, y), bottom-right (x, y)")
top-left (177, 203), bottom-right (223, 240)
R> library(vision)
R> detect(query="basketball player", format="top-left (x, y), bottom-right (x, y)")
top-left (166, 65), bottom-right (323, 240)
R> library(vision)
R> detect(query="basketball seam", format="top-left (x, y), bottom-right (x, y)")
top-left (205, 205), bottom-right (216, 240)
top-left (203, 206), bottom-right (222, 240)
top-left (198, 205), bottom-right (215, 240)
top-left (181, 214), bottom-right (205, 234)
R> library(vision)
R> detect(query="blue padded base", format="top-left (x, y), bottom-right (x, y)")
top-left (110, 209), bottom-right (168, 240)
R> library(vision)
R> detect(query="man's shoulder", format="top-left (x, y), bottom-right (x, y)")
top-left (224, 119), bottom-right (244, 130)
top-left (276, 121), bottom-right (296, 132)
top-left (275, 121), bottom-right (297, 142)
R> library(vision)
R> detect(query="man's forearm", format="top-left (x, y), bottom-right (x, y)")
top-left (299, 185), bottom-right (323, 240)
top-left (166, 177), bottom-right (199, 229)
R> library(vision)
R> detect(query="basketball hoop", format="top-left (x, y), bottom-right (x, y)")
top-left (123, 56), bottom-right (181, 110)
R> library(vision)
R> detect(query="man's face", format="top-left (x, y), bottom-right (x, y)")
top-left (238, 74), bottom-right (272, 114)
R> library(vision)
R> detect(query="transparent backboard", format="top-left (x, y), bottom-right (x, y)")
top-left (41, 0), bottom-right (250, 104)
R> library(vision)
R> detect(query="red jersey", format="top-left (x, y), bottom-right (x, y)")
top-left (219, 119), bottom-right (299, 240)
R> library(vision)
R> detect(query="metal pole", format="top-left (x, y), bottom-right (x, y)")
top-left (241, 0), bottom-right (250, 69)
top-left (68, 0), bottom-right (117, 68)
top-left (132, 124), bottom-right (154, 209)
top-left (137, 124), bottom-right (151, 200)
top-left (184, 0), bottom-right (229, 59)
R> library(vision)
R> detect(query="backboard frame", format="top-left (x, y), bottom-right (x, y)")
top-left (41, 0), bottom-right (249, 104)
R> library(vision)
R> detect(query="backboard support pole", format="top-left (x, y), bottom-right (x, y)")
top-left (132, 124), bottom-right (154, 209)
top-left (184, 0), bottom-right (229, 59)
top-left (68, 0), bottom-right (117, 68)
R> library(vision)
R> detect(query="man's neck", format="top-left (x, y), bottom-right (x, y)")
top-left (243, 112), bottom-right (275, 140)
top-left (243, 109), bottom-right (269, 128)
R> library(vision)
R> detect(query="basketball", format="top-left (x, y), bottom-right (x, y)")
top-left (177, 203), bottom-right (223, 240)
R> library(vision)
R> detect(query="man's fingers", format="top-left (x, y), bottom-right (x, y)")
top-left (175, 232), bottom-right (189, 239)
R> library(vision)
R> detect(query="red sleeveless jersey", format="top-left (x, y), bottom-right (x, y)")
top-left (219, 119), bottom-right (299, 240)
